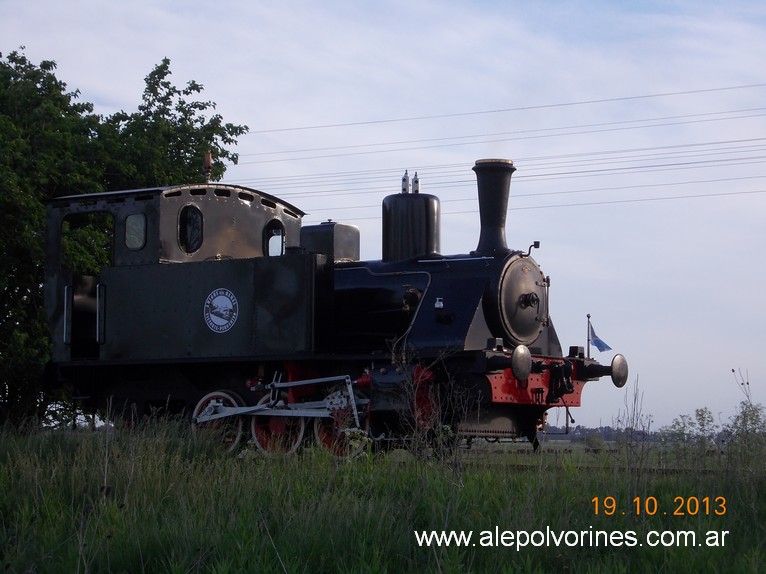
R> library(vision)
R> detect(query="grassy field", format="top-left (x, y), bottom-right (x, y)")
top-left (1, 420), bottom-right (764, 573)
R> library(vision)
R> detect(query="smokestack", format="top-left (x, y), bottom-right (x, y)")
top-left (471, 158), bottom-right (516, 257)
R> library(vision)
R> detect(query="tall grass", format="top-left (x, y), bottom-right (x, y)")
top-left (1, 418), bottom-right (764, 573)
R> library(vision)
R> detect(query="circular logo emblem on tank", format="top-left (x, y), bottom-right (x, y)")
top-left (203, 288), bottom-right (239, 333)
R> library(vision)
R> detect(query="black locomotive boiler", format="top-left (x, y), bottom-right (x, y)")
top-left (44, 158), bottom-right (627, 454)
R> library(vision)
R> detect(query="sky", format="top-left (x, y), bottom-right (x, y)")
top-left (3, 0), bottom-right (766, 430)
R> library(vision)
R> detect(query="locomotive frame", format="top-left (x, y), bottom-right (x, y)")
top-left (43, 158), bottom-right (627, 455)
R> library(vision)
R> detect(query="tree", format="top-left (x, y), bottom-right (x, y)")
top-left (664, 413), bottom-right (694, 445)
top-left (725, 401), bottom-right (765, 445)
top-left (660, 408), bottom-right (718, 453)
top-left (723, 370), bottom-right (765, 464)
top-left (693, 406), bottom-right (716, 451)
top-left (101, 57), bottom-right (248, 188)
top-left (0, 50), bottom-right (248, 424)
top-left (0, 50), bottom-right (103, 423)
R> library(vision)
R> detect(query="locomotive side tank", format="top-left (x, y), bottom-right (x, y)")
top-left (43, 158), bottom-right (627, 454)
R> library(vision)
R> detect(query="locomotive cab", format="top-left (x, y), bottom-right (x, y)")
top-left (45, 184), bottom-right (305, 268)
top-left (44, 184), bottom-right (309, 364)
top-left (157, 185), bottom-right (304, 262)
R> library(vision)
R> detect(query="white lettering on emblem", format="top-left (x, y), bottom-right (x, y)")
top-left (203, 288), bottom-right (239, 333)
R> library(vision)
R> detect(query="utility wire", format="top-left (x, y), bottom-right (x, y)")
top-left (236, 111), bottom-right (766, 165)
top-left (241, 108), bottom-right (766, 158)
top-left (303, 175), bottom-right (766, 212)
top-left (222, 93), bottom-right (766, 223)
top-left (225, 141), bottom-right (766, 198)
top-left (248, 84), bottom-right (766, 134)
top-left (307, 188), bottom-right (766, 223)
top-left (225, 138), bottom-right (766, 191)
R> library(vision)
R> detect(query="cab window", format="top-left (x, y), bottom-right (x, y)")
top-left (264, 220), bottom-right (285, 256)
top-left (60, 212), bottom-right (113, 274)
top-left (125, 213), bottom-right (146, 250)
top-left (179, 205), bottom-right (203, 253)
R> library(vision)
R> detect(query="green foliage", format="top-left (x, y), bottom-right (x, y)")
top-left (102, 57), bottom-right (248, 188)
top-left (659, 372), bottom-right (765, 474)
top-left (0, 49), bottom-right (100, 423)
top-left (724, 400), bottom-right (766, 471)
top-left (660, 407), bottom-right (719, 451)
top-left (585, 433), bottom-right (606, 451)
top-left (726, 400), bottom-right (765, 439)
top-left (0, 49), bottom-right (247, 424)
top-left (59, 212), bottom-right (114, 275)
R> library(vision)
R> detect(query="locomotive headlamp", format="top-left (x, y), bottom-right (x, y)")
top-left (511, 345), bottom-right (532, 382)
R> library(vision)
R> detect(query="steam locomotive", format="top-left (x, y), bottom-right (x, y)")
top-left (43, 158), bottom-right (627, 455)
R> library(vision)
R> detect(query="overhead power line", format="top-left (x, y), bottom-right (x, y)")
top-left (222, 99), bottom-right (766, 224)
top-left (303, 175), bottom-right (766, 212)
top-left (237, 109), bottom-right (766, 165)
top-left (224, 138), bottom-right (766, 193)
top-left (241, 108), bottom-right (766, 159)
top-left (310, 188), bottom-right (766, 223)
top-left (248, 84), bottom-right (766, 134)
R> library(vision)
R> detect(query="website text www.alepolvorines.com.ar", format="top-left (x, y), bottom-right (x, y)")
top-left (414, 526), bottom-right (730, 550)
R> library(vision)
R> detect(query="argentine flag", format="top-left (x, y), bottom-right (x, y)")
top-left (589, 323), bottom-right (612, 352)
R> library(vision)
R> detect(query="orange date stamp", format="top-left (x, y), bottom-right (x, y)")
top-left (591, 496), bottom-right (727, 517)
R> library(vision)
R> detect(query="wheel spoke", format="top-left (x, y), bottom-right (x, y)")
top-left (191, 390), bottom-right (245, 453)
top-left (251, 394), bottom-right (305, 455)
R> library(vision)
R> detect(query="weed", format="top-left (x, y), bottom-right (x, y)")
top-left (1, 415), bottom-right (763, 573)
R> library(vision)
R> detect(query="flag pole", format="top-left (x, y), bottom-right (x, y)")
top-left (586, 313), bottom-right (591, 359)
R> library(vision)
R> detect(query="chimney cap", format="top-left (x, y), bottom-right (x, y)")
top-left (474, 158), bottom-right (514, 167)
